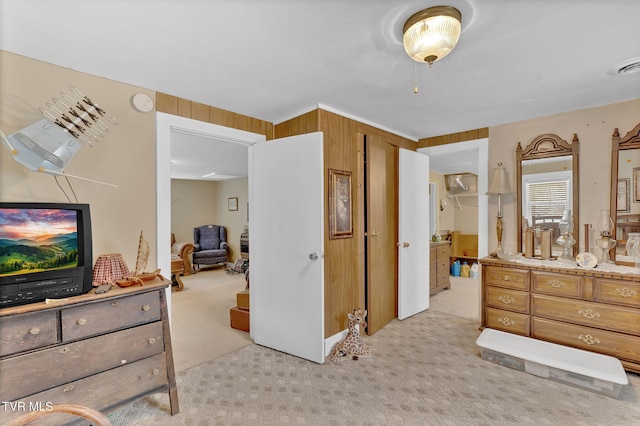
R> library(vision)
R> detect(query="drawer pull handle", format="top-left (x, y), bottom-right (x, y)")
top-left (77, 318), bottom-right (87, 326)
top-left (578, 334), bottom-right (600, 345)
top-left (549, 279), bottom-right (565, 288)
top-left (498, 295), bottom-right (515, 305)
top-left (578, 308), bottom-right (600, 319)
top-left (152, 368), bottom-right (160, 376)
top-left (63, 385), bottom-right (75, 392)
top-left (59, 347), bottom-right (69, 354)
top-left (502, 276), bottom-right (511, 282)
top-left (497, 317), bottom-right (515, 327)
top-left (142, 305), bottom-right (150, 311)
top-left (29, 327), bottom-right (40, 335)
top-left (148, 337), bottom-right (156, 345)
top-left (615, 288), bottom-right (638, 298)
top-left (111, 301), bottom-right (120, 307)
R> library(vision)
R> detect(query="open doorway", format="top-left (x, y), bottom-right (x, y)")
top-left (156, 112), bottom-right (265, 370)
top-left (418, 139), bottom-right (489, 321)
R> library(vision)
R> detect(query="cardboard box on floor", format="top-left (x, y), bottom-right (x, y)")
top-left (230, 307), bottom-right (249, 332)
top-left (236, 289), bottom-right (249, 310)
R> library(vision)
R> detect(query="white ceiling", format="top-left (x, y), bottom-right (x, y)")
top-left (1, 0), bottom-right (639, 180)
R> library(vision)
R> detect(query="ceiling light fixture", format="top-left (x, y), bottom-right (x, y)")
top-left (202, 172), bottom-right (217, 178)
top-left (403, 6), bottom-right (462, 67)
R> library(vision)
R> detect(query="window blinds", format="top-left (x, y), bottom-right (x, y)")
top-left (528, 180), bottom-right (569, 218)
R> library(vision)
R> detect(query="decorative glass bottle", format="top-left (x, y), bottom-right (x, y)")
top-left (595, 209), bottom-right (616, 264)
top-left (556, 209), bottom-right (575, 260)
top-left (626, 233), bottom-right (640, 268)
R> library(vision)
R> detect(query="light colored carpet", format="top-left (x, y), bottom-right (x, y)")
top-left (429, 276), bottom-right (481, 322)
top-left (110, 307), bottom-right (640, 425)
top-left (169, 267), bottom-right (252, 372)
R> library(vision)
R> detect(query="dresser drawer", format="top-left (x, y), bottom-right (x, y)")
top-left (485, 266), bottom-right (530, 290)
top-left (436, 258), bottom-right (449, 273)
top-left (532, 271), bottom-right (583, 299)
top-left (532, 317), bottom-right (640, 364)
top-left (0, 321), bottom-right (164, 402)
top-left (532, 294), bottom-right (640, 336)
top-left (485, 286), bottom-right (530, 314)
top-left (595, 279), bottom-right (640, 309)
top-left (0, 311), bottom-right (58, 357)
top-left (0, 354), bottom-right (168, 425)
top-left (485, 307), bottom-right (530, 336)
top-left (61, 291), bottom-right (161, 341)
top-left (436, 271), bottom-right (449, 287)
top-left (437, 244), bottom-right (451, 258)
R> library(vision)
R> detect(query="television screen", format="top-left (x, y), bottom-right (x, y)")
top-left (0, 208), bottom-right (79, 277)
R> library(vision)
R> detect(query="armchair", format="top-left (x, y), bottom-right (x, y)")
top-left (193, 224), bottom-right (229, 270)
top-left (171, 233), bottom-right (194, 275)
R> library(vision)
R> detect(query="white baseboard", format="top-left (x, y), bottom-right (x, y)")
top-left (324, 329), bottom-right (348, 357)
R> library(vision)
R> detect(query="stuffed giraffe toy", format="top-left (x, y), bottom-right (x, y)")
top-left (330, 308), bottom-right (372, 362)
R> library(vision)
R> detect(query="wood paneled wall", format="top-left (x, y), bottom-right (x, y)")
top-left (275, 107), bottom-right (415, 338)
top-left (417, 127), bottom-right (489, 148)
top-left (274, 110), bottom-right (319, 139)
top-left (156, 93), bottom-right (274, 139)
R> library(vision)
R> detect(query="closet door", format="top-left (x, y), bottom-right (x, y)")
top-left (365, 136), bottom-right (397, 335)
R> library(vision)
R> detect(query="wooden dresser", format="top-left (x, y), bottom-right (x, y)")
top-left (0, 279), bottom-right (178, 424)
top-left (480, 257), bottom-right (640, 373)
top-left (430, 241), bottom-right (451, 295)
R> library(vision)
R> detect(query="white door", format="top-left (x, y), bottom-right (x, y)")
top-left (398, 148), bottom-right (430, 320)
top-left (249, 132), bottom-right (325, 363)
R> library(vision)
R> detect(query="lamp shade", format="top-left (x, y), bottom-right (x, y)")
top-left (92, 253), bottom-right (130, 286)
top-left (488, 164), bottom-right (511, 195)
top-left (403, 6), bottom-right (462, 65)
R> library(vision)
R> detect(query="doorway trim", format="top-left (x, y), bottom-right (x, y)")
top-left (418, 138), bottom-right (489, 259)
top-left (156, 112), bottom-right (266, 315)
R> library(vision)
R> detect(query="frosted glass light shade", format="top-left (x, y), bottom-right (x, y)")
top-left (403, 6), bottom-right (462, 65)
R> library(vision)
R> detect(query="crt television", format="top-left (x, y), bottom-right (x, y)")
top-left (0, 202), bottom-right (93, 308)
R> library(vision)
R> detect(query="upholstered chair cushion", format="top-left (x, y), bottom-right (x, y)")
top-left (192, 225), bottom-right (229, 270)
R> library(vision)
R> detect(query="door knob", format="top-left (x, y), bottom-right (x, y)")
top-left (309, 252), bottom-right (319, 260)
top-left (371, 231), bottom-right (379, 238)
top-left (402, 242), bottom-right (410, 248)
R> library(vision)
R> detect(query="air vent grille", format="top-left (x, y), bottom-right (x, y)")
top-left (608, 57), bottom-right (640, 76)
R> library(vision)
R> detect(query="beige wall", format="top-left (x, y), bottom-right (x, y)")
top-left (170, 179), bottom-right (218, 243)
top-left (0, 51), bottom-right (158, 271)
top-left (215, 177), bottom-right (249, 261)
top-left (489, 98), bottom-right (640, 254)
top-left (170, 177), bottom-right (248, 262)
top-left (454, 198), bottom-right (479, 235)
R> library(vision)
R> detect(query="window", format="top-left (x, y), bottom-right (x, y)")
top-left (522, 171), bottom-right (572, 225)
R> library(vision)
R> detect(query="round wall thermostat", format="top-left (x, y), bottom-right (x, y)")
top-left (131, 93), bottom-right (154, 112)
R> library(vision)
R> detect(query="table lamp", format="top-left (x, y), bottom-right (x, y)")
top-left (488, 162), bottom-right (511, 255)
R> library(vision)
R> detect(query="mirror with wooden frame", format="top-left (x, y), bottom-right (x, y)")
top-left (516, 134), bottom-right (580, 258)
top-left (609, 122), bottom-right (640, 265)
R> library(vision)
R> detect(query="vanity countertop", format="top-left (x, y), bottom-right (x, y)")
top-left (480, 255), bottom-right (640, 279)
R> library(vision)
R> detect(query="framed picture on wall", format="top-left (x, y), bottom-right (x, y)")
top-left (228, 197), bottom-right (238, 211)
top-left (329, 169), bottom-right (353, 239)
top-left (633, 167), bottom-right (640, 202)
top-left (618, 178), bottom-right (630, 212)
